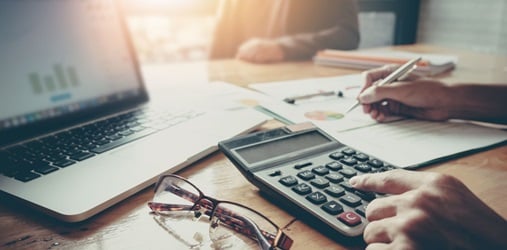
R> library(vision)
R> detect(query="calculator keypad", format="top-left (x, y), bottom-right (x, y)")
top-left (259, 147), bottom-right (396, 237)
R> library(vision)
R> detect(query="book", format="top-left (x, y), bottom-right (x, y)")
top-left (313, 49), bottom-right (458, 76)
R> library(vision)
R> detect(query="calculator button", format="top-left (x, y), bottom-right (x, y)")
top-left (325, 161), bottom-right (343, 171)
top-left (269, 170), bottom-right (282, 177)
top-left (368, 159), bottom-right (384, 168)
top-left (312, 166), bottom-right (329, 176)
top-left (341, 148), bottom-right (356, 156)
top-left (338, 211), bottom-right (362, 226)
top-left (354, 190), bottom-right (376, 201)
top-left (354, 163), bottom-right (371, 172)
top-left (339, 181), bottom-right (355, 191)
top-left (294, 162), bottom-right (312, 169)
top-left (329, 152), bottom-right (345, 160)
top-left (384, 165), bottom-right (396, 171)
top-left (306, 191), bottom-right (327, 205)
top-left (325, 173), bottom-right (344, 183)
top-left (353, 153), bottom-right (369, 162)
top-left (339, 168), bottom-right (357, 178)
top-left (374, 166), bottom-right (393, 173)
top-left (340, 157), bottom-right (357, 166)
top-left (279, 176), bottom-right (298, 187)
top-left (356, 204), bottom-right (368, 217)
top-left (324, 185), bottom-right (345, 197)
top-left (310, 177), bottom-right (330, 188)
top-left (292, 183), bottom-right (312, 195)
top-left (297, 170), bottom-right (315, 181)
top-left (340, 193), bottom-right (362, 207)
top-left (322, 200), bottom-right (343, 215)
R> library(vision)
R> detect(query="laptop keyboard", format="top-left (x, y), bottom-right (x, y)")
top-left (0, 108), bottom-right (203, 183)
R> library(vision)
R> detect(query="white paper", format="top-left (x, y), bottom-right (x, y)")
top-left (321, 119), bottom-right (507, 168)
top-left (250, 74), bottom-right (383, 132)
top-left (250, 75), bottom-right (507, 168)
top-left (141, 63), bottom-right (280, 116)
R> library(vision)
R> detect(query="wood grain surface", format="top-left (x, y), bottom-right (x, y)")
top-left (1, 44), bottom-right (506, 250)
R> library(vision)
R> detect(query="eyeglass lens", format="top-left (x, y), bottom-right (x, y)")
top-left (150, 175), bottom-right (281, 250)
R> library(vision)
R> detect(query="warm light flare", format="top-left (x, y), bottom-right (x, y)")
top-left (122, 0), bottom-right (217, 63)
top-left (124, 0), bottom-right (200, 8)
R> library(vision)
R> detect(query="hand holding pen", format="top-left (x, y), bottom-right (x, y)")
top-left (345, 57), bottom-right (422, 114)
top-left (353, 57), bottom-right (464, 122)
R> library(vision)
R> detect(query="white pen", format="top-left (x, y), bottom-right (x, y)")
top-left (344, 57), bottom-right (422, 114)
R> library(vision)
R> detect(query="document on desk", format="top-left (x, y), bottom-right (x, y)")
top-left (250, 74), bottom-right (388, 132)
top-left (320, 119), bottom-right (507, 168)
top-left (250, 75), bottom-right (507, 168)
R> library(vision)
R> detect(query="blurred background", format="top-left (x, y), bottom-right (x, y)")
top-left (122, 0), bottom-right (219, 64)
top-left (122, 0), bottom-right (506, 65)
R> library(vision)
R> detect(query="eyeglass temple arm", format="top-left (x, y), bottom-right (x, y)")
top-left (215, 213), bottom-right (272, 250)
top-left (148, 202), bottom-right (194, 212)
top-left (202, 199), bottom-right (293, 250)
top-left (148, 200), bottom-right (275, 243)
top-left (151, 184), bottom-right (293, 249)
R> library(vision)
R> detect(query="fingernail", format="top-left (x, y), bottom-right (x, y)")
top-left (349, 176), bottom-right (358, 186)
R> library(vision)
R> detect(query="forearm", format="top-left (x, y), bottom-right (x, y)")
top-left (275, 0), bottom-right (359, 60)
top-left (447, 83), bottom-right (507, 124)
top-left (276, 26), bottom-right (359, 60)
top-left (454, 200), bottom-right (507, 249)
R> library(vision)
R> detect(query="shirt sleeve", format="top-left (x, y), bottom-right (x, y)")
top-left (275, 0), bottom-right (360, 60)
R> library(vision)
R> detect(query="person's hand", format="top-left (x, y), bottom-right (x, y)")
top-left (236, 38), bottom-right (285, 63)
top-left (358, 65), bottom-right (455, 122)
top-left (349, 169), bottom-right (507, 250)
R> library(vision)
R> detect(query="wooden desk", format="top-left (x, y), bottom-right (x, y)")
top-left (1, 44), bottom-right (506, 249)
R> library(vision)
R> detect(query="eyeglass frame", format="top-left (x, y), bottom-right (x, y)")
top-left (148, 174), bottom-right (293, 250)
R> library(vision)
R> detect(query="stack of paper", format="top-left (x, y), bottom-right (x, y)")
top-left (313, 49), bottom-right (458, 76)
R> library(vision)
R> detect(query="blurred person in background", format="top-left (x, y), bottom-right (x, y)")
top-left (209, 0), bottom-right (359, 63)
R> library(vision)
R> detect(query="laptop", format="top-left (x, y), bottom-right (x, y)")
top-left (0, 0), bottom-right (267, 222)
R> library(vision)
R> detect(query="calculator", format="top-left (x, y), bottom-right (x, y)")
top-left (218, 122), bottom-right (397, 238)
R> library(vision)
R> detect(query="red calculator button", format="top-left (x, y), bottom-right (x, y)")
top-left (338, 211), bottom-right (362, 226)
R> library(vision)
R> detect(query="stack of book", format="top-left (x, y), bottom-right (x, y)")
top-left (313, 49), bottom-right (458, 76)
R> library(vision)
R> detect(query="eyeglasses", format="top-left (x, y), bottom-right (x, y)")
top-left (148, 174), bottom-right (293, 250)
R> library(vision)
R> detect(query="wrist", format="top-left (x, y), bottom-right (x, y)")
top-left (447, 84), bottom-right (507, 124)
top-left (445, 84), bottom-right (469, 120)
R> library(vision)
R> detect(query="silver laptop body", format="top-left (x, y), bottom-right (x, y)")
top-left (0, 0), bottom-right (266, 222)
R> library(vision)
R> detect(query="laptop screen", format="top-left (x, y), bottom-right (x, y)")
top-left (0, 0), bottom-right (146, 145)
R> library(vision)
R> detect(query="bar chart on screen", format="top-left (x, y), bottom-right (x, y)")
top-left (28, 64), bottom-right (81, 94)
top-left (28, 63), bottom-right (82, 104)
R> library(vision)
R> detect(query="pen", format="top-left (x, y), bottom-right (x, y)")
top-left (344, 57), bottom-right (422, 114)
top-left (284, 90), bottom-right (343, 104)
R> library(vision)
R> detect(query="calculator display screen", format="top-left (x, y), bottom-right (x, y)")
top-left (236, 131), bottom-right (331, 165)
